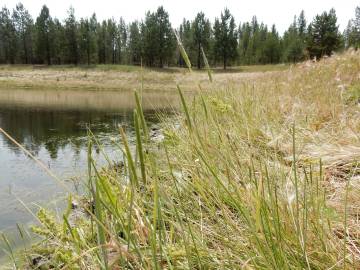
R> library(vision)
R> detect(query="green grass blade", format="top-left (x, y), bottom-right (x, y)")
top-left (174, 30), bottom-right (192, 72)
top-left (120, 127), bottom-right (139, 187)
top-left (134, 110), bottom-right (147, 185)
top-left (201, 46), bottom-right (212, 82)
top-left (177, 85), bottom-right (192, 132)
top-left (135, 91), bottom-right (149, 141)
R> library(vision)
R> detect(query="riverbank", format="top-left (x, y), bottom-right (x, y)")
top-left (3, 51), bottom-right (360, 269)
top-left (0, 64), bottom-right (286, 92)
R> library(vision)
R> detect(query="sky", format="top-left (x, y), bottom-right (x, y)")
top-left (1, 0), bottom-right (359, 34)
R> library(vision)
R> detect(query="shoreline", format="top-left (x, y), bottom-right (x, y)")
top-left (0, 64), bottom-right (285, 92)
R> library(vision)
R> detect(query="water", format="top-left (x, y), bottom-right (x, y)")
top-left (0, 89), bottom-right (178, 255)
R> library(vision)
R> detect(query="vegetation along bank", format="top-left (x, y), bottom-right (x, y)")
top-left (1, 50), bottom-right (357, 269)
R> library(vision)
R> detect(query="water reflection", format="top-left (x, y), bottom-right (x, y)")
top-left (0, 89), bottom-right (178, 243)
top-left (0, 108), bottom-right (137, 159)
top-left (0, 89), bottom-right (179, 112)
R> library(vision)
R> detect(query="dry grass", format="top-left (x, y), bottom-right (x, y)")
top-left (0, 65), bottom-right (274, 92)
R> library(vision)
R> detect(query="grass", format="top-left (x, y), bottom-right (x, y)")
top-left (1, 50), bottom-right (360, 269)
top-left (0, 63), bottom-right (283, 92)
top-left (211, 63), bottom-right (289, 73)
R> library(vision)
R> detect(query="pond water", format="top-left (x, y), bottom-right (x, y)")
top-left (0, 89), bottom-right (179, 257)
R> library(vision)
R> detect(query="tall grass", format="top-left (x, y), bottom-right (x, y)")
top-left (2, 50), bottom-right (360, 269)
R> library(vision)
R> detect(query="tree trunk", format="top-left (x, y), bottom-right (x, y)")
top-left (119, 47), bottom-right (122, 65)
top-left (87, 48), bottom-right (90, 65)
top-left (75, 46), bottom-right (78, 65)
top-left (46, 34), bottom-right (51, 65)
top-left (197, 43), bottom-right (201, 69)
top-left (23, 36), bottom-right (28, 64)
top-left (112, 48), bottom-right (115, 64)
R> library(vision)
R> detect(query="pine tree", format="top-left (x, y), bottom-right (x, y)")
top-left (35, 5), bottom-right (53, 64)
top-left (0, 7), bottom-right (17, 64)
top-left (142, 6), bottom-right (175, 67)
top-left (238, 22), bottom-right (251, 64)
top-left (178, 19), bottom-right (192, 67)
top-left (192, 12), bottom-right (211, 69)
top-left (155, 6), bottom-right (175, 67)
top-left (213, 8), bottom-right (238, 69)
top-left (51, 18), bottom-right (65, 64)
top-left (246, 16), bottom-right (260, 64)
top-left (79, 15), bottom-right (97, 65)
top-left (355, 6), bottom-right (360, 35)
top-left (128, 21), bottom-right (142, 64)
top-left (254, 23), bottom-right (268, 63)
top-left (64, 6), bottom-right (79, 64)
top-left (344, 7), bottom-right (360, 49)
top-left (298, 10), bottom-right (307, 38)
top-left (281, 11), bottom-right (307, 63)
top-left (142, 12), bottom-right (157, 66)
top-left (97, 21), bottom-right (107, 64)
top-left (307, 8), bottom-right (342, 59)
top-left (0, 4), bottom-right (349, 67)
top-left (263, 25), bottom-right (281, 64)
top-left (12, 3), bottom-right (33, 64)
top-left (117, 18), bottom-right (127, 64)
top-left (89, 14), bottom-right (98, 63)
top-left (283, 16), bottom-right (302, 62)
top-left (106, 18), bottom-right (118, 64)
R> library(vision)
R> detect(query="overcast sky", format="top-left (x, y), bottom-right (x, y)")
top-left (2, 0), bottom-right (359, 33)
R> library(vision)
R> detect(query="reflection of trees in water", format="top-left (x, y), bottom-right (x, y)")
top-left (0, 108), bottom-right (162, 159)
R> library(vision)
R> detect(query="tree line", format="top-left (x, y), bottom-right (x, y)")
top-left (0, 3), bottom-right (359, 69)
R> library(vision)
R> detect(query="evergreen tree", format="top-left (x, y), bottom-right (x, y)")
top-left (0, 7), bottom-right (17, 64)
top-left (238, 22), bottom-right (252, 64)
top-left (106, 18), bottom-right (118, 64)
top-left (298, 10), bottom-right (307, 38)
top-left (155, 6), bottom-right (175, 67)
top-left (142, 6), bottom-right (175, 67)
top-left (306, 9), bottom-right (342, 59)
top-left (282, 11), bottom-right (307, 63)
top-left (51, 18), bottom-right (65, 64)
top-left (12, 3), bottom-right (33, 64)
top-left (142, 12), bottom-right (157, 66)
top-left (238, 17), bottom-right (282, 65)
top-left (64, 7), bottom-right (79, 64)
top-left (117, 17), bottom-right (127, 64)
top-left (254, 23), bottom-right (268, 63)
top-left (263, 25), bottom-right (281, 64)
top-left (35, 5), bottom-right (53, 64)
top-left (97, 20), bottom-right (107, 64)
top-left (344, 7), bottom-right (360, 49)
top-left (79, 15), bottom-right (97, 65)
top-left (178, 19), bottom-right (193, 67)
top-left (283, 16), bottom-right (304, 62)
top-left (128, 21), bottom-right (142, 64)
top-left (213, 8), bottom-right (238, 69)
top-left (0, 4), bottom-right (350, 67)
top-left (245, 16), bottom-right (260, 64)
top-left (354, 6), bottom-right (360, 37)
top-left (192, 12), bottom-right (211, 69)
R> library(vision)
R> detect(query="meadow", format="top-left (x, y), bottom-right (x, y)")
top-left (1, 51), bottom-right (360, 269)
top-left (0, 64), bottom-right (286, 92)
